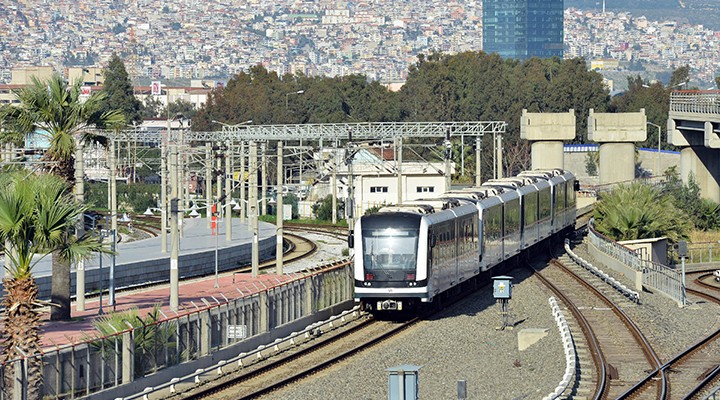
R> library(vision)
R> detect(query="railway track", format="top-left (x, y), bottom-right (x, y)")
top-left (616, 271), bottom-right (720, 400)
top-left (617, 286), bottom-right (720, 399)
top-left (169, 314), bottom-right (420, 399)
top-left (532, 258), bottom-right (662, 399)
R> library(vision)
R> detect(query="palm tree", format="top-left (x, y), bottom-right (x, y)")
top-left (1, 74), bottom-right (124, 321)
top-left (0, 172), bottom-right (107, 398)
top-left (593, 182), bottom-right (691, 243)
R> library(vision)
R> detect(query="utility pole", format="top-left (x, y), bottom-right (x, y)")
top-left (276, 141), bottom-right (284, 274)
top-left (239, 142), bottom-right (246, 223)
top-left (396, 137), bottom-right (403, 205)
top-left (169, 140), bottom-right (180, 311)
top-left (261, 142), bottom-right (268, 215)
top-left (225, 140), bottom-right (232, 241)
top-left (160, 127), bottom-right (168, 253)
top-left (250, 141), bottom-right (259, 277)
top-left (205, 143), bottom-right (212, 229)
top-left (74, 142), bottom-right (86, 311)
top-left (444, 129), bottom-right (452, 191)
top-left (475, 136), bottom-right (482, 186)
top-left (332, 143), bottom-right (337, 225)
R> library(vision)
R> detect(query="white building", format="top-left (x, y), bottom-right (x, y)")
top-left (308, 146), bottom-right (453, 218)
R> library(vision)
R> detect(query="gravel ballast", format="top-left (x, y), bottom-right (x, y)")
top-left (258, 236), bottom-right (720, 400)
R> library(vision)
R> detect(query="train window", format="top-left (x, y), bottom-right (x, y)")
top-left (539, 188), bottom-right (551, 220)
top-left (505, 199), bottom-right (521, 234)
top-left (362, 229), bottom-right (419, 274)
top-left (525, 192), bottom-right (538, 226)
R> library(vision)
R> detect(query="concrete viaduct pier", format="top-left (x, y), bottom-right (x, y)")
top-left (588, 108), bottom-right (647, 185)
top-left (668, 90), bottom-right (720, 201)
top-left (520, 109), bottom-right (576, 169)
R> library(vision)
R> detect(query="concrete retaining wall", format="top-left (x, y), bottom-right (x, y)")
top-left (588, 240), bottom-right (644, 291)
top-left (30, 234), bottom-right (276, 300)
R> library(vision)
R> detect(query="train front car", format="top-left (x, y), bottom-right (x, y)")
top-left (351, 210), bottom-right (427, 312)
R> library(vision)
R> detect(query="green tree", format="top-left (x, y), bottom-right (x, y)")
top-left (0, 74), bottom-right (123, 321)
top-left (0, 172), bottom-right (107, 397)
top-left (609, 75), bottom-right (671, 149)
top-left (593, 182), bottom-right (690, 242)
top-left (166, 99), bottom-right (197, 120)
top-left (312, 195), bottom-right (343, 221)
top-left (87, 305), bottom-right (180, 377)
top-left (100, 53), bottom-right (143, 126)
top-left (669, 65), bottom-right (690, 89)
top-left (141, 95), bottom-right (164, 119)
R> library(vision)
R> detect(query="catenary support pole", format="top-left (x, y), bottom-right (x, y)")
top-left (276, 141), bottom-right (284, 274)
top-left (250, 141), bottom-right (259, 276)
top-left (74, 142), bottom-right (86, 311)
top-left (170, 142), bottom-right (179, 312)
top-left (225, 140), bottom-right (232, 241)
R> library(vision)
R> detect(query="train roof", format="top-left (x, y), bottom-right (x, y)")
top-left (486, 176), bottom-right (538, 188)
top-left (378, 198), bottom-right (465, 215)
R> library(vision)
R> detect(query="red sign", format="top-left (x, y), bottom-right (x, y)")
top-left (151, 81), bottom-right (161, 95)
top-left (80, 86), bottom-right (91, 96)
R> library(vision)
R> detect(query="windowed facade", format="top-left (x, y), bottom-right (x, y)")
top-left (482, 0), bottom-right (563, 60)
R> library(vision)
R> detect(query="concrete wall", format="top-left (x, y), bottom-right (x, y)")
top-left (588, 240), bottom-right (644, 291)
top-left (30, 230), bottom-right (277, 300)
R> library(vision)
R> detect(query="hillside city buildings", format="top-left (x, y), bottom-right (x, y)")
top-left (0, 0), bottom-right (718, 88)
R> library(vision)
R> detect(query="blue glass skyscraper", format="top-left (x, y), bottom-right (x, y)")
top-left (483, 0), bottom-right (564, 60)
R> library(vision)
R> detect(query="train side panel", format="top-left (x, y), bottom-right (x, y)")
top-left (425, 204), bottom-right (478, 299)
top-left (479, 197), bottom-right (503, 271)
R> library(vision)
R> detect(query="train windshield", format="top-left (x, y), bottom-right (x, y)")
top-left (362, 229), bottom-right (418, 276)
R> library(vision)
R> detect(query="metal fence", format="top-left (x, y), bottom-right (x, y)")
top-left (588, 219), bottom-right (685, 305)
top-left (670, 90), bottom-right (720, 115)
top-left (1, 261), bottom-right (353, 399)
top-left (670, 242), bottom-right (720, 264)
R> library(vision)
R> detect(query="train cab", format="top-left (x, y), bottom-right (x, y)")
top-left (351, 205), bottom-right (429, 311)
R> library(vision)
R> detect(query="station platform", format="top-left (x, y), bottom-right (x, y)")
top-left (31, 216), bottom-right (292, 349)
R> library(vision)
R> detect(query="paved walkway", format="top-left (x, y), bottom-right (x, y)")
top-left (35, 216), bottom-right (294, 350)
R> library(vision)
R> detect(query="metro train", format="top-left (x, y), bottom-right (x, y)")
top-left (349, 169), bottom-right (578, 312)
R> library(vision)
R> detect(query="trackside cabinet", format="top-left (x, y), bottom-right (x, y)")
top-left (388, 365), bottom-right (421, 400)
top-left (492, 276), bottom-right (513, 299)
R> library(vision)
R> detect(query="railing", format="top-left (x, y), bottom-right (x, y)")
top-left (670, 90), bottom-right (720, 115)
top-left (588, 219), bottom-right (685, 306)
top-left (670, 241), bottom-right (720, 264)
top-left (1, 260), bottom-right (353, 399)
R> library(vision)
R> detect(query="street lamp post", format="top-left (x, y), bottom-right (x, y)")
top-left (285, 90), bottom-right (305, 109)
top-left (647, 121), bottom-right (662, 176)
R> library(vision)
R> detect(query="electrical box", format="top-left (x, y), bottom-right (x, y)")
top-left (492, 276), bottom-right (513, 299)
top-left (388, 365), bottom-right (421, 400)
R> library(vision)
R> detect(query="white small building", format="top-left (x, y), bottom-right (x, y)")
top-left (309, 146), bottom-right (453, 218)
